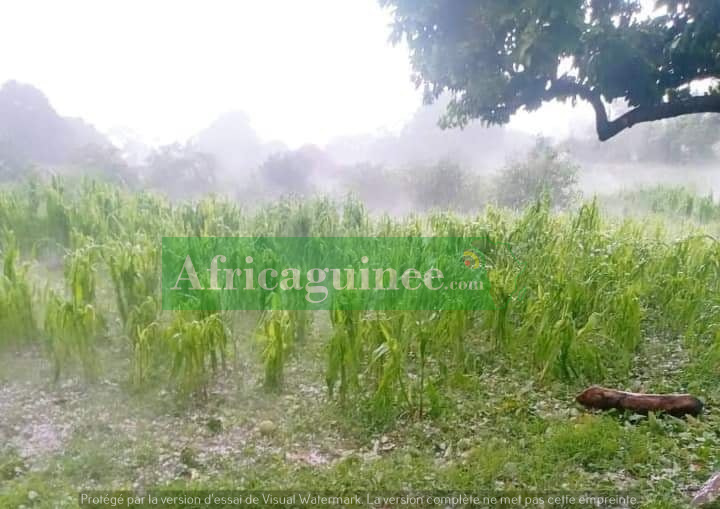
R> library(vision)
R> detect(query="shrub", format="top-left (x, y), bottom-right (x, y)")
top-left (494, 138), bottom-right (579, 209)
top-left (405, 160), bottom-right (485, 211)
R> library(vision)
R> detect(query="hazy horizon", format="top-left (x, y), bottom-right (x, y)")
top-left (0, 0), bottom-right (597, 150)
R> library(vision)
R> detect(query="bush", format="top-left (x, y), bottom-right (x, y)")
top-left (67, 144), bottom-right (137, 187)
top-left (144, 143), bottom-right (217, 198)
top-left (494, 138), bottom-right (579, 209)
top-left (343, 163), bottom-right (400, 210)
top-left (259, 151), bottom-right (313, 196)
top-left (405, 160), bottom-right (485, 211)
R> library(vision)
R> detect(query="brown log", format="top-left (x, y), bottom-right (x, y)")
top-left (576, 385), bottom-right (704, 418)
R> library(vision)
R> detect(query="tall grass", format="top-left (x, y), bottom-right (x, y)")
top-left (1, 177), bottom-right (718, 420)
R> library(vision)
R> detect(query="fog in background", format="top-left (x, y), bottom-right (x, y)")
top-left (0, 0), bottom-right (719, 212)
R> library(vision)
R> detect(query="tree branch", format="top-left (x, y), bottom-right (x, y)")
top-left (595, 95), bottom-right (720, 141)
top-left (550, 79), bottom-right (720, 141)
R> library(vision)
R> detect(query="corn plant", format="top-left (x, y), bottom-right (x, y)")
top-left (101, 238), bottom-right (164, 386)
top-left (0, 233), bottom-right (37, 345)
top-left (165, 312), bottom-right (228, 398)
top-left (44, 247), bottom-right (104, 381)
top-left (44, 176), bottom-right (72, 248)
top-left (326, 298), bottom-right (363, 403)
top-left (104, 239), bottom-right (159, 325)
top-left (256, 293), bottom-right (299, 390)
top-left (2, 176), bottom-right (720, 418)
top-left (127, 296), bottom-right (162, 387)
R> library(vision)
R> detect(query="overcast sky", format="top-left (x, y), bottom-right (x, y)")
top-left (0, 0), bottom-right (593, 148)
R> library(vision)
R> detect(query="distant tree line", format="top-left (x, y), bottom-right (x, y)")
top-left (1, 80), bottom-right (717, 210)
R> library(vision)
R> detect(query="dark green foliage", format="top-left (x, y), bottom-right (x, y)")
top-left (382, 0), bottom-right (720, 141)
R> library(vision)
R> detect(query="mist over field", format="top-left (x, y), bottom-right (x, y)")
top-left (1, 79), bottom-right (718, 214)
top-left (1, 1), bottom-right (720, 508)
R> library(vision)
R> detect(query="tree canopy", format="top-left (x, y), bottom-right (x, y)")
top-left (382, 0), bottom-right (720, 141)
top-left (0, 81), bottom-right (109, 165)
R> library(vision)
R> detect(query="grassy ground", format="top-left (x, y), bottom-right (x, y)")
top-left (1, 311), bottom-right (719, 508)
top-left (2, 182), bottom-right (720, 508)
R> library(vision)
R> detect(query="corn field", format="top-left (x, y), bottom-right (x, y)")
top-left (1, 177), bottom-right (719, 425)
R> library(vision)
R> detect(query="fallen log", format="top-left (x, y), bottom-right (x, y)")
top-left (576, 385), bottom-right (704, 417)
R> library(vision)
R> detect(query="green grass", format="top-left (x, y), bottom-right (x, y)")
top-left (1, 177), bottom-right (720, 507)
